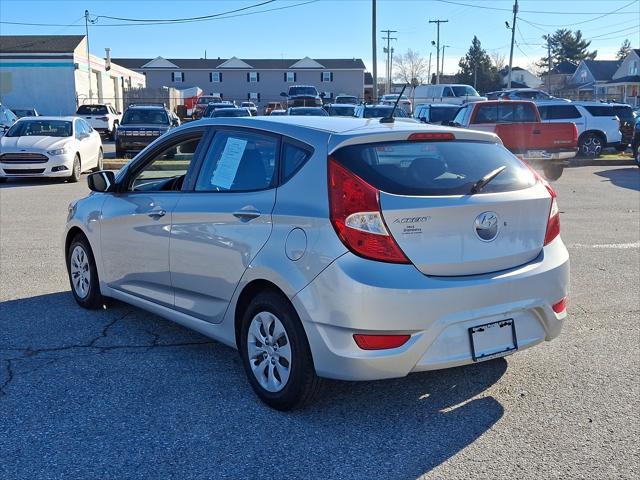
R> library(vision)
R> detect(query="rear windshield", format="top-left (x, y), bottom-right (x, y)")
top-left (611, 106), bottom-right (634, 121)
top-left (122, 109), bottom-right (169, 125)
top-left (77, 105), bottom-right (108, 115)
top-left (6, 120), bottom-right (72, 137)
top-left (335, 96), bottom-right (357, 104)
top-left (289, 86), bottom-right (318, 96)
top-left (430, 106), bottom-right (460, 123)
top-left (473, 103), bottom-right (537, 123)
top-left (331, 141), bottom-right (535, 196)
top-left (212, 109), bottom-right (250, 117)
top-left (327, 105), bottom-right (355, 116)
top-left (289, 108), bottom-right (328, 116)
top-left (362, 106), bottom-right (408, 118)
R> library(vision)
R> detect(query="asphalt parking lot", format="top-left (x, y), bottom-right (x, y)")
top-left (0, 165), bottom-right (638, 479)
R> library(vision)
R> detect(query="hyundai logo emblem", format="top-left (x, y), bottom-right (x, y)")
top-left (474, 211), bottom-right (499, 241)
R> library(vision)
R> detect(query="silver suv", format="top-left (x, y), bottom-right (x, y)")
top-left (65, 116), bottom-right (569, 410)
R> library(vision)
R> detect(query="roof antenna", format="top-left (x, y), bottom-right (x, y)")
top-left (380, 83), bottom-right (408, 124)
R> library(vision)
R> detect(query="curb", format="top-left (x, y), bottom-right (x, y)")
top-left (569, 159), bottom-right (636, 167)
top-left (103, 161), bottom-right (127, 170)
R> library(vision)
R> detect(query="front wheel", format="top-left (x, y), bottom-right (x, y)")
top-left (239, 291), bottom-right (324, 410)
top-left (67, 235), bottom-right (103, 309)
top-left (68, 154), bottom-right (81, 183)
top-left (92, 148), bottom-right (103, 172)
top-left (543, 164), bottom-right (564, 181)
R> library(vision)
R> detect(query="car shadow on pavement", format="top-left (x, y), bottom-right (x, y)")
top-left (594, 167), bottom-right (640, 192)
top-left (1, 291), bottom-right (506, 480)
top-left (0, 177), bottom-right (80, 189)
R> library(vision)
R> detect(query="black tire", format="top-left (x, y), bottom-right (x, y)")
top-left (614, 144), bottom-right (627, 152)
top-left (543, 164), bottom-right (564, 181)
top-left (67, 234), bottom-right (103, 309)
top-left (92, 148), bottom-right (103, 172)
top-left (578, 132), bottom-right (604, 158)
top-left (68, 154), bottom-right (81, 183)
top-left (115, 147), bottom-right (125, 159)
top-left (238, 291), bottom-right (324, 411)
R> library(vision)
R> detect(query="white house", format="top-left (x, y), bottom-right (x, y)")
top-left (0, 35), bottom-right (145, 115)
top-left (499, 67), bottom-right (542, 89)
top-left (606, 49), bottom-right (640, 106)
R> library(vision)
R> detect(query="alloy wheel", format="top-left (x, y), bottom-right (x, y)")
top-left (247, 311), bottom-right (292, 392)
top-left (70, 245), bottom-right (90, 298)
top-left (581, 136), bottom-right (602, 157)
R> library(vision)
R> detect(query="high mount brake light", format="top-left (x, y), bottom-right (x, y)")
top-left (407, 132), bottom-right (455, 141)
top-left (328, 157), bottom-right (409, 264)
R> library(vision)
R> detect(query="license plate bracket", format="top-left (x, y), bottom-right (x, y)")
top-left (469, 319), bottom-right (518, 362)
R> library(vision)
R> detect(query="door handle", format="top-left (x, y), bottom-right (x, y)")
top-left (233, 210), bottom-right (261, 221)
top-left (148, 208), bottom-right (166, 219)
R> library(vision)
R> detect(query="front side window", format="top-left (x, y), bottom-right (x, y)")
top-left (196, 130), bottom-right (278, 192)
top-left (130, 135), bottom-right (203, 192)
top-left (75, 120), bottom-right (86, 139)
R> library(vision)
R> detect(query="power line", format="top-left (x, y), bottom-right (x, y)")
top-left (0, 0), bottom-right (320, 28)
top-left (434, 0), bottom-right (638, 15)
top-left (92, 0), bottom-right (275, 23)
top-left (519, 0), bottom-right (638, 27)
top-left (588, 25), bottom-right (640, 40)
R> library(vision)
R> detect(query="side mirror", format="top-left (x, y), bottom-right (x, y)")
top-left (280, 92), bottom-right (287, 97)
top-left (171, 118), bottom-right (180, 127)
top-left (87, 170), bottom-right (115, 192)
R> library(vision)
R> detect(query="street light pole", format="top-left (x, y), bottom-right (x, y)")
top-left (372, 0), bottom-right (377, 100)
top-left (381, 30), bottom-right (397, 95)
top-left (84, 10), bottom-right (93, 102)
top-left (429, 19), bottom-right (448, 85)
top-left (441, 45), bottom-right (450, 78)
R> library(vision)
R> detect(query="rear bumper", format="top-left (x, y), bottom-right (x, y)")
top-left (516, 148), bottom-right (577, 164)
top-left (293, 238), bottom-right (569, 381)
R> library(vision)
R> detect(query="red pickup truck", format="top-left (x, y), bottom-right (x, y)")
top-left (451, 100), bottom-right (578, 180)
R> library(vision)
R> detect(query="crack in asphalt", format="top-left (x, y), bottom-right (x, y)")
top-left (0, 310), bottom-right (215, 396)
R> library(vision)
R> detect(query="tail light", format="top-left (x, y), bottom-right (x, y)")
top-left (552, 297), bottom-right (567, 313)
top-left (328, 157), bottom-right (409, 263)
top-left (353, 334), bottom-right (411, 350)
top-left (544, 183), bottom-right (560, 245)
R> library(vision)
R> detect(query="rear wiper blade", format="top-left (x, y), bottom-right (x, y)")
top-left (470, 166), bottom-right (507, 194)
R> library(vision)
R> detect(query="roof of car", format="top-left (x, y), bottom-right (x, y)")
top-left (17, 116), bottom-right (76, 121)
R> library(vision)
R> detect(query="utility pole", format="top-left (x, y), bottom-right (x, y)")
top-left (429, 19), bottom-right (448, 85)
top-left (506, 0), bottom-right (518, 89)
top-left (441, 45), bottom-right (450, 78)
top-left (427, 52), bottom-right (432, 84)
top-left (390, 46), bottom-right (394, 91)
top-left (381, 30), bottom-right (397, 95)
top-left (372, 0), bottom-right (377, 101)
top-left (84, 10), bottom-right (93, 102)
top-left (546, 36), bottom-right (552, 94)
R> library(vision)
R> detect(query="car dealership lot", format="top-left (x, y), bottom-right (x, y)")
top-left (0, 166), bottom-right (638, 479)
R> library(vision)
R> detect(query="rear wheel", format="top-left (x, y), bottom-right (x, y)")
top-left (67, 235), bottom-right (103, 309)
top-left (543, 164), bottom-right (564, 181)
top-left (239, 291), bottom-right (324, 410)
top-left (92, 148), bottom-right (103, 172)
top-left (110, 122), bottom-right (118, 140)
top-left (68, 154), bottom-right (81, 183)
top-left (579, 132), bottom-right (604, 158)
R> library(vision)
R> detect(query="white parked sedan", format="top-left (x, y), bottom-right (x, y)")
top-left (0, 116), bottom-right (103, 183)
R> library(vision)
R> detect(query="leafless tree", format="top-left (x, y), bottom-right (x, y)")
top-left (491, 52), bottom-right (506, 72)
top-left (393, 49), bottom-right (428, 87)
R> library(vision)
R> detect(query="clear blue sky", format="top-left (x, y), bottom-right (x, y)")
top-left (1, 0), bottom-right (638, 74)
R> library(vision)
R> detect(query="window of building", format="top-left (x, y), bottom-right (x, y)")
top-left (322, 91), bottom-right (333, 100)
top-left (321, 72), bottom-right (333, 82)
top-left (210, 72), bottom-right (222, 83)
top-left (285, 72), bottom-right (296, 82)
top-left (248, 72), bottom-right (259, 82)
top-left (630, 60), bottom-right (638, 75)
top-left (248, 92), bottom-right (261, 101)
top-left (172, 72), bottom-right (184, 82)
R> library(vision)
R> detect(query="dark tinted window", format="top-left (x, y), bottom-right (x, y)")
top-left (5, 120), bottom-right (72, 137)
top-left (335, 96), bottom-right (357, 104)
top-left (429, 106), bottom-right (460, 123)
top-left (281, 142), bottom-right (312, 182)
top-left (122, 109), bottom-right (169, 125)
top-left (327, 105), bottom-right (355, 116)
top-left (611, 106), bottom-right (634, 121)
top-left (196, 130), bottom-right (278, 192)
top-left (538, 105), bottom-right (581, 120)
top-left (77, 105), bottom-right (108, 115)
top-left (332, 141), bottom-right (535, 196)
top-left (583, 105), bottom-right (616, 117)
top-left (288, 86), bottom-right (318, 96)
top-left (473, 103), bottom-right (537, 123)
top-left (212, 109), bottom-right (250, 117)
top-left (451, 85), bottom-right (479, 97)
top-left (288, 108), bottom-right (328, 116)
top-left (452, 106), bottom-right (469, 125)
top-left (361, 106), bottom-right (407, 118)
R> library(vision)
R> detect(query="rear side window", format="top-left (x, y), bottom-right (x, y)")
top-left (196, 130), bottom-right (278, 192)
top-left (583, 106), bottom-right (615, 117)
top-left (331, 141), bottom-right (535, 196)
top-left (430, 106), bottom-right (459, 123)
top-left (539, 105), bottom-right (581, 120)
top-left (611, 106), bottom-right (634, 121)
top-left (474, 103), bottom-right (537, 123)
top-left (281, 141), bottom-right (313, 183)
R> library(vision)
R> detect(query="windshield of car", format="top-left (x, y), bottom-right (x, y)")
top-left (77, 105), bottom-right (108, 115)
top-left (240, 102), bottom-right (253, 107)
top-left (327, 105), bottom-right (356, 116)
top-left (336, 96), bottom-right (357, 104)
top-left (451, 86), bottom-right (480, 97)
top-left (197, 97), bottom-right (219, 105)
top-left (212, 109), bottom-right (251, 117)
top-left (362, 106), bottom-right (408, 118)
top-left (288, 87), bottom-right (318, 96)
top-left (122, 109), bottom-right (169, 125)
top-left (332, 141), bottom-right (535, 196)
top-left (12, 109), bottom-right (34, 118)
top-left (289, 108), bottom-right (328, 116)
top-left (430, 106), bottom-right (460, 123)
top-left (5, 119), bottom-right (72, 137)
top-left (205, 105), bottom-right (234, 117)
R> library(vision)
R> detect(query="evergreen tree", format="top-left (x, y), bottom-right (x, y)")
top-left (616, 39), bottom-right (632, 60)
top-left (457, 36), bottom-right (501, 93)
top-left (539, 29), bottom-right (597, 68)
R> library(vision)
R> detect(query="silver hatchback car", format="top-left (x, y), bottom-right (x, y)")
top-left (65, 116), bottom-right (569, 410)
